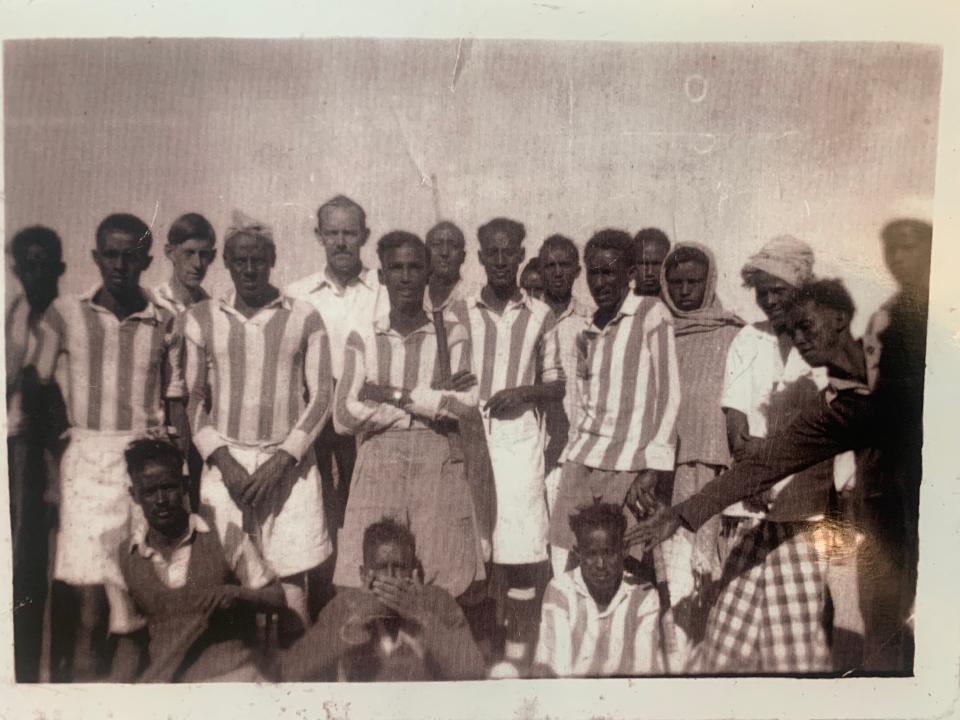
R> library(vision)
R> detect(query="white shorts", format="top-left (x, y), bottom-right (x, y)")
top-left (199, 439), bottom-right (332, 578)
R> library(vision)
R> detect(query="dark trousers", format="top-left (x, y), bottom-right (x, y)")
top-left (8, 434), bottom-right (52, 682)
top-left (315, 419), bottom-right (357, 533)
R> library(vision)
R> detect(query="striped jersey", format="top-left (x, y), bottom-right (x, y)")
top-left (38, 288), bottom-right (185, 433)
top-left (544, 299), bottom-right (593, 462)
top-left (564, 293), bottom-right (680, 472)
top-left (183, 290), bottom-right (333, 461)
top-left (151, 281), bottom-right (210, 316)
top-left (450, 291), bottom-right (564, 404)
top-left (534, 568), bottom-right (664, 677)
top-left (5, 294), bottom-right (61, 436)
top-left (334, 312), bottom-right (477, 439)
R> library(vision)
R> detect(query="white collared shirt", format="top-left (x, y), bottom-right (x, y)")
top-left (151, 280), bottom-right (210, 316)
top-left (286, 266), bottom-right (389, 380)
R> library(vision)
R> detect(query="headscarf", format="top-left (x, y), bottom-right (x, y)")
top-left (660, 242), bottom-right (744, 468)
top-left (660, 242), bottom-right (744, 336)
top-left (224, 210), bottom-right (274, 246)
top-left (740, 234), bottom-right (814, 288)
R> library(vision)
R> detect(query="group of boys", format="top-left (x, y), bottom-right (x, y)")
top-left (6, 195), bottom-right (930, 681)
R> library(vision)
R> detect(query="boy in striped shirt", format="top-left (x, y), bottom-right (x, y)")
top-left (39, 213), bottom-right (188, 681)
top-left (6, 225), bottom-right (66, 681)
top-left (451, 217), bottom-right (565, 669)
top-left (183, 211), bottom-right (333, 641)
top-left (534, 502), bottom-right (664, 677)
top-left (549, 229), bottom-right (681, 578)
top-left (151, 212), bottom-right (217, 315)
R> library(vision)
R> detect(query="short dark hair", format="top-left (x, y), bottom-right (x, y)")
top-left (96, 213), bottom-right (153, 254)
top-left (10, 225), bottom-right (63, 264)
top-left (521, 257), bottom-right (542, 276)
top-left (796, 278), bottom-right (856, 317)
top-left (317, 194), bottom-right (367, 231)
top-left (425, 221), bottom-right (465, 248)
top-left (663, 246), bottom-right (709, 274)
top-left (168, 212), bottom-right (216, 247)
top-left (634, 227), bottom-right (671, 256)
top-left (124, 438), bottom-right (184, 484)
top-left (539, 234), bottom-right (579, 263)
top-left (376, 231), bottom-right (430, 266)
top-left (569, 501), bottom-right (627, 547)
top-left (478, 217), bottom-right (525, 247)
top-left (881, 218), bottom-right (932, 245)
top-left (585, 229), bottom-right (635, 268)
top-left (362, 517), bottom-right (417, 566)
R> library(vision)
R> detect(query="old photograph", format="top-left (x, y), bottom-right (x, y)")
top-left (0, 27), bottom-right (952, 715)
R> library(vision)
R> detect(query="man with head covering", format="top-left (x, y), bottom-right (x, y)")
top-left (656, 242), bottom-right (744, 664)
top-left (182, 211), bottom-right (334, 643)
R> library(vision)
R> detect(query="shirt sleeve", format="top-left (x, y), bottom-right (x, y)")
top-left (278, 309), bottom-right (333, 461)
top-left (720, 327), bottom-right (753, 414)
top-left (33, 300), bottom-right (66, 385)
top-left (633, 590), bottom-right (666, 674)
top-left (184, 313), bottom-right (221, 460)
top-left (640, 310), bottom-right (681, 471)
top-left (333, 330), bottom-right (408, 435)
top-left (110, 546), bottom-right (147, 635)
top-left (230, 534), bottom-right (276, 590)
top-left (536, 312), bottom-right (565, 385)
top-left (532, 582), bottom-right (572, 677)
top-left (406, 323), bottom-right (480, 420)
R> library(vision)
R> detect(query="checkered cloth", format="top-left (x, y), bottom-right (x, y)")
top-left (699, 518), bottom-right (831, 673)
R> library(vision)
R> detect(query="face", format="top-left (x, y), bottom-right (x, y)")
top-left (789, 299), bottom-right (844, 368)
top-left (425, 226), bottom-right (466, 284)
top-left (93, 231), bottom-right (152, 295)
top-left (166, 238), bottom-right (216, 289)
top-left (14, 243), bottom-right (64, 303)
top-left (478, 231), bottom-right (524, 290)
top-left (520, 268), bottom-right (544, 300)
top-left (577, 526), bottom-right (624, 604)
top-left (131, 461), bottom-right (187, 534)
top-left (635, 240), bottom-right (669, 296)
top-left (225, 235), bottom-right (275, 302)
top-left (586, 248), bottom-right (632, 312)
top-left (360, 540), bottom-right (416, 587)
top-left (380, 243), bottom-right (429, 314)
top-left (883, 224), bottom-right (932, 292)
top-left (752, 271), bottom-right (798, 332)
top-left (540, 245), bottom-right (580, 301)
top-left (666, 259), bottom-right (708, 312)
top-left (317, 205), bottom-right (369, 278)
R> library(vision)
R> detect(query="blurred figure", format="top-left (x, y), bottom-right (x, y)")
top-left (519, 257), bottom-right (544, 300)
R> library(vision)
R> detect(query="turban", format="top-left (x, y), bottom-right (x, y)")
top-left (741, 234), bottom-right (814, 288)
top-left (225, 210), bottom-right (274, 246)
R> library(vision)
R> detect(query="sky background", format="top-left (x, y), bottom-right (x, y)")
top-left (3, 39), bottom-right (941, 334)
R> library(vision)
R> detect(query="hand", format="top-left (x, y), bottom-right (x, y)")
top-left (196, 584), bottom-right (242, 614)
top-left (484, 386), bottom-right (531, 418)
top-left (370, 575), bottom-right (431, 625)
top-left (242, 450), bottom-right (296, 507)
top-left (210, 447), bottom-right (253, 507)
top-left (434, 370), bottom-right (477, 393)
top-left (623, 505), bottom-right (682, 553)
top-left (625, 470), bottom-right (660, 517)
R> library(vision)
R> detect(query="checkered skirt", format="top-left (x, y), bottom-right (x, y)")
top-left (699, 518), bottom-right (831, 673)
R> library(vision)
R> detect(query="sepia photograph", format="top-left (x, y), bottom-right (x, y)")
top-left (1, 2), bottom-right (959, 718)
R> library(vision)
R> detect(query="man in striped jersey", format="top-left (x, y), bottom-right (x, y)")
top-left (451, 217), bottom-right (565, 670)
top-left (183, 212), bottom-right (333, 641)
top-left (151, 212), bottom-right (217, 315)
top-left (534, 502), bottom-right (664, 677)
top-left (424, 221), bottom-right (468, 313)
top-left (6, 225), bottom-right (66, 681)
top-left (549, 229), bottom-right (681, 581)
top-left (38, 213), bottom-right (188, 681)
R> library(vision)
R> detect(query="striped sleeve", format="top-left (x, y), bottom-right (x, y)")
top-left (332, 330), bottom-right (407, 435)
top-left (410, 322), bottom-right (479, 420)
top-left (641, 309), bottom-right (681, 471)
top-left (533, 581), bottom-right (573, 677)
top-left (184, 310), bottom-right (219, 459)
top-left (537, 311), bottom-right (565, 385)
top-left (278, 309), bottom-right (333, 461)
top-left (630, 589), bottom-right (666, 674)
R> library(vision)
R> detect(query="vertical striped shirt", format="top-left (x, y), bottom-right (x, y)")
top-left (544, 299), bottom-right (593, 458)
top-left (534, 568), bottom-right (664, 677)
top-left (565, 294), bottom-right (680, 472)
top-left (334, 312), bottom-right (477, 439)
top-left (151, 281), bottom-right (210, 317)
top-left (5, 294), bottom-right (61, 436)
top-left (183, 290), bottom-right (333, 461)
top-left (450, 291), bottom-right (564, 404)
top-left (285, 266), bottom-right (390, 381)
top-left (38, 288), bottom-right (185, 433)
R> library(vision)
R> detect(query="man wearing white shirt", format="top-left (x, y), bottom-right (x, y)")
top-left (286, 196), bottom-right (389, 539)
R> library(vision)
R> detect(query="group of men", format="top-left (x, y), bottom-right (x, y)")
top-left (5, 194), bottom-right (930, 681)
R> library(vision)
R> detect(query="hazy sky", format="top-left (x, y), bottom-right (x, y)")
top-left (3, 39), bottom-right (941, 333)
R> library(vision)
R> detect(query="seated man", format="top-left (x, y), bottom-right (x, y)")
top-left (277, 518), bottom-right (486, 681)
top-left (533, 502), bottom-right (665, 678)
top-left (111, 439), bottom-right (285, 683)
